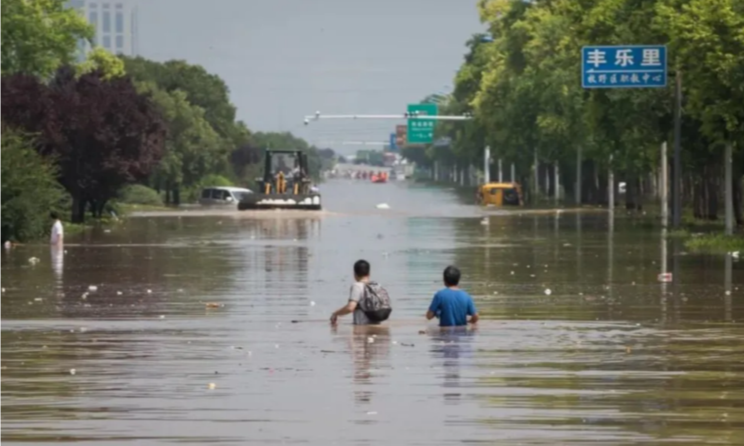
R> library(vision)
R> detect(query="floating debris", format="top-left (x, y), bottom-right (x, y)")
top-left (159, 315), bottom-right (165, 319)
top-left (146, 289), bottom-right (152, 294)
top-left (208, 383), bottom-right (216, 390)
top-left (367, 337), bottom-right (375, 343)
top-left (88, 285), bottom-right (98, 292)
top-left (544, 288), bottom-right (552, 296)
top-left (34, 297), bottom-right (43, 302)
top-left (116, 291), bottom-right (123, 295)
top-left (205, 302), bottom-right (223, 308)
top-left (69, 368), bottom-right (76, 375)
top-left (376, 203), bottom-right (390, 209)
top-left (28, 257), bottom-right (40, 265)
top-left (658, 272), bottom-right (673, 283)
top-left (310, 301), bottom-right (316, 306)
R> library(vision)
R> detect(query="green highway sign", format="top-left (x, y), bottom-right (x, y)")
top-left (407, 103), bottom-right (438, 144)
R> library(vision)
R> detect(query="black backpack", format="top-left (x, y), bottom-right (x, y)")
top-left (359, 282), bottom-right (392, 322)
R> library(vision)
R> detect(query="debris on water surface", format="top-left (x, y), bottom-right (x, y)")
top-left (481, 218), bottom-right (489, 225)
top-left (418, 330), bottom-right (426, 335)
top-left (116, 291), bottom-right (122, 295)
top-left (367, 337), bottom-right (375, 343)
top-left (205, 302), bottom-right (223, 308)
top-left (208, 383), bottom-right (216, 390)
top-left (81, 292), bottom-right (88, 300)
top-left (159, 315), bottom-right (165, 319)
top-left (88, 285), bottom-right (98, 292)
top-left (177, 289), bottom-right (184, 293)
top-left (657, 272), bottom-right (673, 282)
top-left (376, 203), bottom-right (390, 209)
top-left (28, 257), bottom-right (40, 265)
top-left (544, 288), bottom-right (552, 296)
top-left (34, 297), bottom-right (43, 302)
top-left (146, 289), bottom-right (152, 294)
top-left (69, 369), bottom-right (76, 375)
top-left (310, 301), bottom-right (316, 306)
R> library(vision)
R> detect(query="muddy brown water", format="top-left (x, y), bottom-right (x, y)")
top-left (2, 180), bottom-right (743, 445)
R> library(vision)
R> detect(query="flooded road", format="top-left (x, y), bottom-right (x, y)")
top-left (2, 180), bottom-right (743, 445)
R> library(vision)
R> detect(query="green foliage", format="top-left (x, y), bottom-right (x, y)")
top-left (1, 128), bottom-right (67, 242)
top-left (405, 0), bottom-right (742, 219)
top-left (118, 184), bottom-right (164, 206)
top-left (137, 82), bottom-right (225, 194)
top-left (77, 47), bottom-right (125, 79)
top-left (685, 233), bottom-right (744, 253)
top-left (1, 0), bottom-right (93, 78)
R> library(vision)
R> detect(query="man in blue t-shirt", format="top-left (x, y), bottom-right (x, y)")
top-left (426, 265), bottom-right (479, 327)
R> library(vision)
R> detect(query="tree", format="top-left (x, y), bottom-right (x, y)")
top-left (1, 127), bottom-right (67, 243)
top-left (1, 0), bottom-right (93, 78)
top-left (77, 47), bottom-right (126, 79)
top-left (1, 67), bottom-right (167, 222)
top-left (137, 82), bottom-right (225, 205)
top-left (121, 56), bottom-right (247, 145)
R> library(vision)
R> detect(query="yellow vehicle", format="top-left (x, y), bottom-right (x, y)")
top-left (477, 182), bottom-right (523, 207)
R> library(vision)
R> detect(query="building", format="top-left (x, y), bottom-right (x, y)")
top-left (68, 0), bottom-right (139, 58)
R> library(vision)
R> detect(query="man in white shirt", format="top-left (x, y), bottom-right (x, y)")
top-left (50, 212), bottom-right (64, 246)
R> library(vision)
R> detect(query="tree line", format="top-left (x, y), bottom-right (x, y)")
top-left (402, 0), bottom-right (743, 227)
top-left (1, 0), bottom-right (335, 242)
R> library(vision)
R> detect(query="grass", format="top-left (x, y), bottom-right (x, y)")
top-left (117, 203), bottom-right (174, 213)
top-left (684, 233), bottom-right (744, 253)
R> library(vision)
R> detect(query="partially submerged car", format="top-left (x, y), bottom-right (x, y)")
top-left (199, 187), bottom-right (253, 206)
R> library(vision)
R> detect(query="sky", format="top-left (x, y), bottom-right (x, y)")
top-left (134, 0), bottom-right (485, 154)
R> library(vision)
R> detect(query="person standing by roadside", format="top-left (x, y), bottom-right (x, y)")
top-left (50, 212), bottom-right (64, 246)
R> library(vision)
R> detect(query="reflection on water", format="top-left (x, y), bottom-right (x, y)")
top-left (2, 180), bottom-right (743, 445)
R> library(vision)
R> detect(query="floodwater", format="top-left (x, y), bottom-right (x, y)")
top-left (2, 180), bottom-right (742, 445)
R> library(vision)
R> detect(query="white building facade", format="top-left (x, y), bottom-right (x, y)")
top-left (69, 0), bottom-right (139, 58)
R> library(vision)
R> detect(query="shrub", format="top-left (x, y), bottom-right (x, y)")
top-left (1, 128), bottom-right (67, 242)
top-left (118, 184), bottom-right (164, 206)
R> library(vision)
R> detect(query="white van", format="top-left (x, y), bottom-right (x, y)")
top-left (199, 187), bottom-right (253, 206)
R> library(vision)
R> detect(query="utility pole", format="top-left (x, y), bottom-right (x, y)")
top-left (672, 71), bottom-right (683, 228)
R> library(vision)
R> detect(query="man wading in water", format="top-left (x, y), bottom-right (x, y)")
top-left (330, 260), bottom-right (392, 325)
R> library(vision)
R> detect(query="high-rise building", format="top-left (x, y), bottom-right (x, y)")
top-left (68, 0), bottom-right (139, 58)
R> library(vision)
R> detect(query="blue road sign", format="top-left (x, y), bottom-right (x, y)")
top-left (389, 133), bottom-right (397, 151)
top-left (581, 45), bottom-right (667, 89)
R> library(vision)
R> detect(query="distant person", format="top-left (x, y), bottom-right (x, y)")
top-left (50, 212), bottom-right (64, 246)
top-left (426, 266), bottom-right (478, 327)
top-left (331, 259), bottom-right (392, 325)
